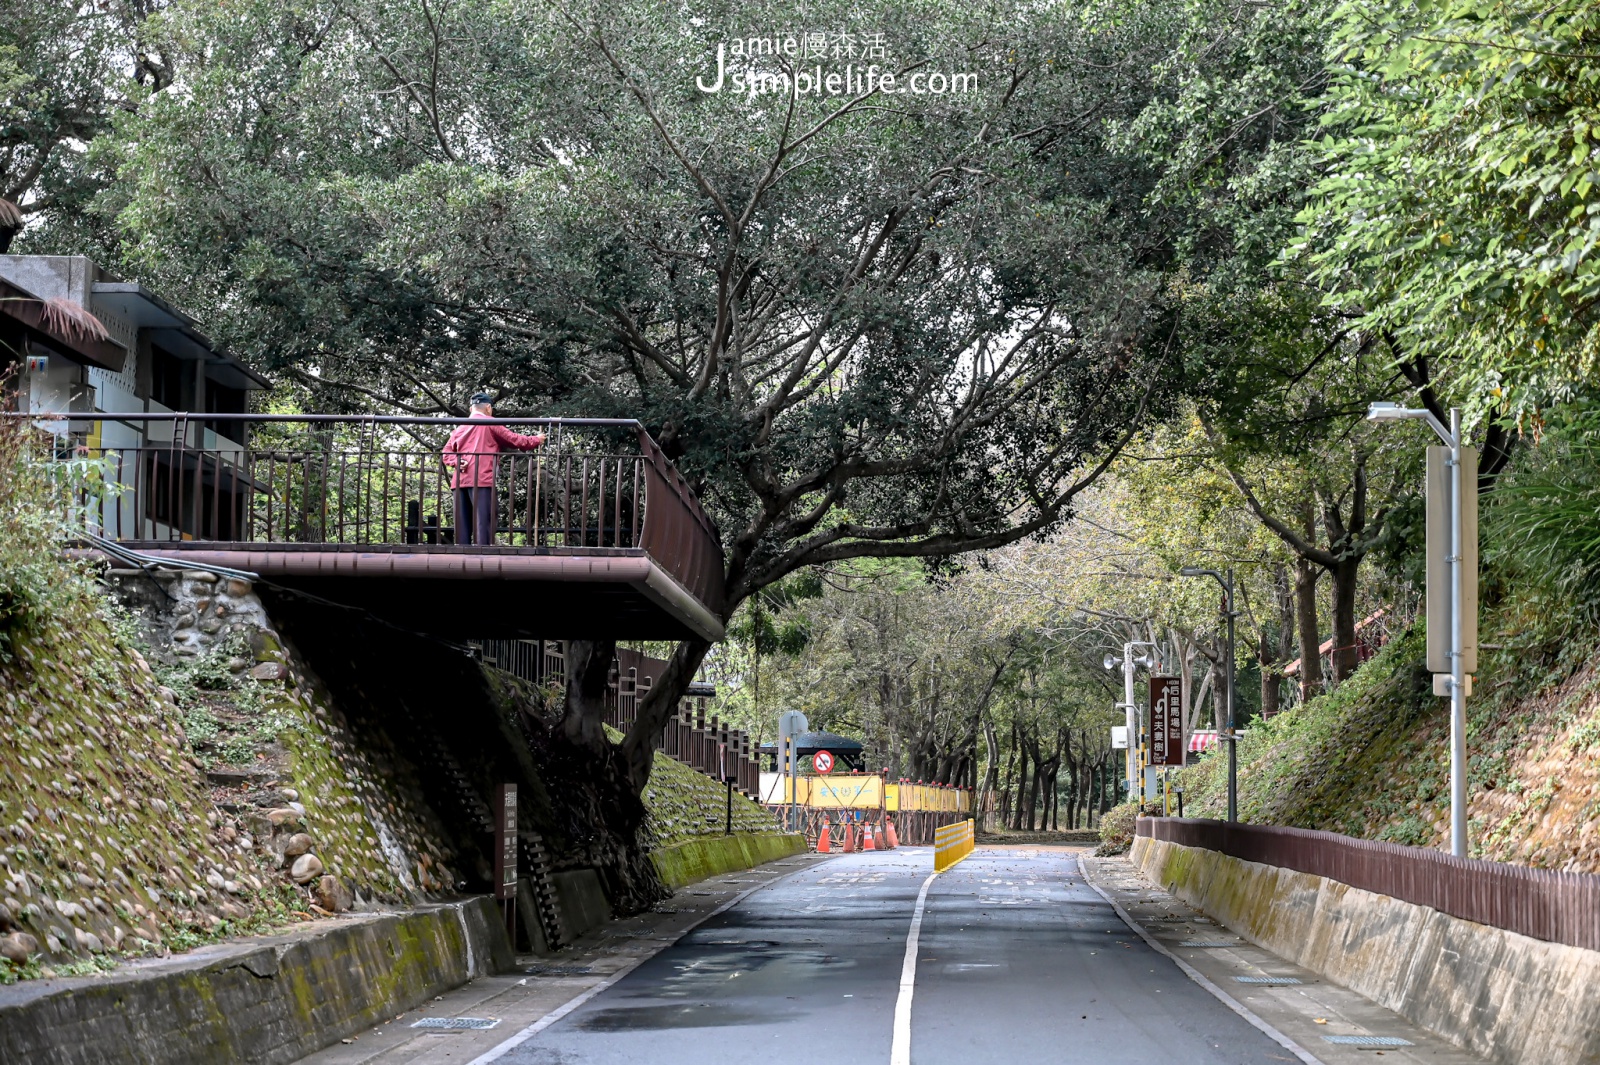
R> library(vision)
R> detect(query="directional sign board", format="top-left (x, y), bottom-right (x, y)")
top-left (494, 783), bottom-right (518, 900)
top-left (1149, 676), bottom-right (1185, 767)
top-left (813, 750), bottom-right (835, 775)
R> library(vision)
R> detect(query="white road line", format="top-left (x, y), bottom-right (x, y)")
top-left (890, 871), bottom-right (939, 1065)
top-left (463, 861), bottom-right (825, 1065)
top-left (1076, 854), bottom-right (1324, 1065)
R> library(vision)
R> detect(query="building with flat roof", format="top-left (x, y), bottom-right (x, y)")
top-left (0, 254), bottom-right (270, 538)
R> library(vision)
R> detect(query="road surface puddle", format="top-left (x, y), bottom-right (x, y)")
top-left (574, 1003), bottom-right (802, 1031)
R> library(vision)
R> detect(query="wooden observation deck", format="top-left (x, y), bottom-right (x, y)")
top-left (69, 414), bottom-right (726, 641)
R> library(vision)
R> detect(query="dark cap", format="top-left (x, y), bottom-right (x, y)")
top-left (469, 392), bottom-right (494, 406)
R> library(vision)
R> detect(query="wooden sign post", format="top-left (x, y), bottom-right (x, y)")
top-left (494, 783), bottom-right (518, 938)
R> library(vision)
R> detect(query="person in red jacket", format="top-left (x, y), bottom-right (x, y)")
top-left (443, 393), bottom-right (546, 545)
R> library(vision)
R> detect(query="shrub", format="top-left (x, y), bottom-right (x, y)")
top-left (1096, 801), bottom-right (1138, 855)
top-left (0, 411), bottom-right (114, 658)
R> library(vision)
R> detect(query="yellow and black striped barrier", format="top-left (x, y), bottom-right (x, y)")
top-left (933, 819), bottom-right (975, 873)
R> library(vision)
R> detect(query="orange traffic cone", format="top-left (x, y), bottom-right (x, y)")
top-left (886, 819), bottom-right (900, 848)
top-left (843, 825), bottom-right (856, 853)
top-left (863, 824), bottom-right (877, 851)
top-left (817, 820), bottom-right (832, 853)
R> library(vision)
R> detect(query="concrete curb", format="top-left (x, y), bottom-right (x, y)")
top-left (0, 898), bottom-right (513, 1065)
top-left (1077, 854), bottom-right (1324, 1065)
top-left (1134, 836), bottom-right (1600, 1065)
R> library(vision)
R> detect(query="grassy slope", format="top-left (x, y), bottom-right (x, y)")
top-left (1177, 605), bottom-right (1600, 870)
top-left (601, 727), bottom-right (781, 849)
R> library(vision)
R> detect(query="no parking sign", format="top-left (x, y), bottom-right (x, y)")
top-left (813, 750), bottom-right (835, 775)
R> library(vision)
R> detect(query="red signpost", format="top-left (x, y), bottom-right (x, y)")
top-left (813, 750), bottom-right (835, 775)
top-left (1150, 677), bottom-right (1185, 767)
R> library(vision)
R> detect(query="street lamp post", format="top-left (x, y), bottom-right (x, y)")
top-left (1368, 402), bottom-right (1476, 857)
top-left (1179, 567), bottom-right (1237, 822)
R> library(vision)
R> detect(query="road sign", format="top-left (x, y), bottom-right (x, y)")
top-left (813, 750), bottom-right (835, 775)
top-left (494, 783), bottom-right (518, 900)
top-left (1149, 676), bottom-right (1184, 767)
top-left (1426, 445), bottom-right (1478, 675)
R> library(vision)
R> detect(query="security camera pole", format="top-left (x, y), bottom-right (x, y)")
top-left (1179, 566), bottom-right (1236, 822)
top-left (1368, 402), bottom-right (1477, 857)
top-left (1106, 642), bottom-right (1159, 804)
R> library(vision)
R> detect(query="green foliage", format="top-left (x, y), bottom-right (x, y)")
top-left (179, 705), bottom-right (220, 746)
top-left (219, 734), bottom-right (258, 765)
top-left (0, 0), bottom-right (157, 254)
top-left (153, 636), bottom-right (290, 764)
top-left (1300, 0), bottom-right (1600, 417)
top-left (105, 0), bottom-right (1198, 612)
top-left (1097, 801), bottom-right (1138, 855)
top-left (1486, 409), bottom-right (1600, 621)
top-left (0, 417), bottom-right (118, 659)
top-left (1177, 626), bottom-right (1435, 828)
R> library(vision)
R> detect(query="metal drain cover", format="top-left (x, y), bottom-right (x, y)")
top-left (1233, 976), bottom-right (1303, 985)
top-left (523, 965), bottom-right (594, 976)
top-left (1323, 1036), bottom-right (1414, 1047)
top-left (410, 1017), bottom-right (502, 1031)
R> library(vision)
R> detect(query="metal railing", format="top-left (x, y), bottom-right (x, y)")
top-left (475, 639), bottom-right (758, 798)
top-left (50, 412), bottom-right (724, 611)
top-left (1138, 817), bottom-right (1600, 953)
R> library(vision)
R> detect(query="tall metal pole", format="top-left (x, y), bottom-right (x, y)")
top-left (1367, 400), bottom-right (1473, 858)
top-left (786, 735), bottom-right (797, 833)
top-left (1123, 644), bottom-right (1137, 804)
top-left (1449, 409), bottom-right (1467, 857)
top-left (1225, 569), bottom-right (1237, 823)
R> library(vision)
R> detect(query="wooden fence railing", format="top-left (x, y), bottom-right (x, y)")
top-left (1139, 817), bottom-right (1600, 952)
top-left (474, 639), bottom-right (757, 799)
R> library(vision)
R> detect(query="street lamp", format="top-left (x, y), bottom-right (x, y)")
top-left (1105, 642), bottom-right (1159, 806)
top-left (1179, 566), bottom-right (1237, 823)
top-left (1367, 401), bottom-right (1476, 858)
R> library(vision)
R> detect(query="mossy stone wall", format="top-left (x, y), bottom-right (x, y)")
top-left (650, 833), bottom-right (806, 891)
top-left (0, 896), bottom-right (512, 1065)
top-left (1134, 836), bottom-right (1600, 1065)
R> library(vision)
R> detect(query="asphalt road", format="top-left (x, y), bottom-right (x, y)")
top-left (496, 847), bottom-right (1292, 1065)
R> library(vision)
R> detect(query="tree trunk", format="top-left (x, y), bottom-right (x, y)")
top-left (1022, 733), bottom-right (1041, 831)
top-left (1000, 725), bottom-right (1018, 829)
top-left (1328, 555), bottom-right (1362, 684)
top-left (1061, 731), bottom-right (1080, 830)
top-left (1010, 723), bottom-right (1028, 830)
top-left (621, 637), bottom-right (713, 792)
top-left (549, 637), bottom-right (665, 913)
top-left (1294, 556), bottom-right (1323, 701)
top-left (977, 711), bottom-right (1000, 831)
top-left (561, 639), bottom-right (618, 753)
top-left (1261, 565), bottom-right (1290, 719)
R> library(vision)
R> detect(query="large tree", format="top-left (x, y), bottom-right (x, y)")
top-left (1, 1), bottom-right (173, 253)
top-left (110, 0), bottom-right (1194, 799)
top-left (1300, 0), bottom-right (1600, 422)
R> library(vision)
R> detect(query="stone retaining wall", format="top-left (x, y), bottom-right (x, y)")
top-left (1132, 835), bottom-right (1600, 1065)
top-left (650, 833), bottom-right (806, 891)
top-left (0, 896), bottom-right (513, 1065)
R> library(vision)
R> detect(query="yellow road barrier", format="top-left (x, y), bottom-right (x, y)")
top-left (933, 819), bottom-right (975, 873)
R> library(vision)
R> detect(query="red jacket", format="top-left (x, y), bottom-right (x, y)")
top-left (443, 415), bottom-right (545, 488)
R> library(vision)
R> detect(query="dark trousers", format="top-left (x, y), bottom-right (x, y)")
top-left (454, 487), bottom-right (496, 546)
